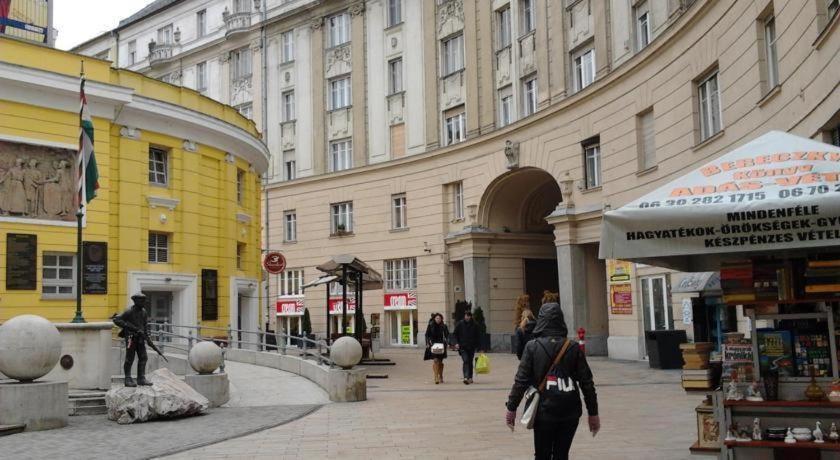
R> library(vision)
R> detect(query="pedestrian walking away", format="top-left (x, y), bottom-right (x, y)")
top-left (452, 309), bottom-right (482, 384)
top-left (514, 293), bottom-right (537, 360)
top-left (504, 302), bottom-right (601, 460)
top-left (424, 312), bottom-right (450, 384)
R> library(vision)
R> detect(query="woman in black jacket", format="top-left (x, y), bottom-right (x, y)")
top-left (505, 303), bottom-right (600, 460)
top-left (424, 313), bottom-right (449, 384)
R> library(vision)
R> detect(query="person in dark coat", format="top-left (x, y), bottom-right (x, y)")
top-left (504, 302), bottom-right (600, 460)
top-left (452, 310), bottom-right (482, 384)
top-left (424, 313), bottom-right (450, 384)
top-left (515, 308), bottom-right (536, 360)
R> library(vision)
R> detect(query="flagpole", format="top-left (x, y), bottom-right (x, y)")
top-left (72, 61), bottom-right (86, 323)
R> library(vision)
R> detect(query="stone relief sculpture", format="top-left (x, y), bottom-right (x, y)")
top-left (0, 140), bottom-right (76, 222)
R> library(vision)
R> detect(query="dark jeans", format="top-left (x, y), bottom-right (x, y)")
top-left (124, 336), bottom-right (148, 377)
top-left (533, 419), bottom-right (579, 460)
top-left (459, 349), bottom-right (475, 379)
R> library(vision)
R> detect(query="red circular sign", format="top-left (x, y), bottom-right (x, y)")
top-left (263, 252), bottom-right (286, 274)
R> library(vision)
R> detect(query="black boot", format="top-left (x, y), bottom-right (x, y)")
top-left (124, 376), bottom-right (137, 387)
top-left (137, 376), bottom-right (152, 386)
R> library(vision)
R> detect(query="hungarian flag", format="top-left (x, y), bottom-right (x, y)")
top-left (78, 73), bottom-right (99, 205)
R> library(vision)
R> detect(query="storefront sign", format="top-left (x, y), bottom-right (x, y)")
top-left (82, 241), bottom-right (107, 294)
top-left (384, 291), bottom-right (417, 310)
top-left (401, 325), bottom-right (411, 344)
top-left (609, 284), bottom-right (633, 314)
top-left (328, 297), bottom-right (356, 314)
top-left (5, 233), bottom-right (36, 290)
top-left (276, 297), bottom-right (304, 315)
top-left (607, 260), bottom-right (633, 284)
top-left (263, 252), bottom-right (286, 274)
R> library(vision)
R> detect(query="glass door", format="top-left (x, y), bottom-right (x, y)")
top-left (389, 310), bottom-right (418, 346)
top-left (145, 291), bottom-right (173, 342)
top-left (641, 275), bottom-right (672, 331)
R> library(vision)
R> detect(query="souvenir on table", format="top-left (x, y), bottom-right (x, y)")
top-left (829, 422), bottom-right (839, 443)
top-left (784, 428), bottom-right (796, 444)
top-left (814, 421), bottom-right (825, 444)
top-left (828, 379), bottom-right (840, 402)
top-left (745, 381), bottom-right (763, 401)
top-left (736, 427), bottom-right (752, 442)
top-left (752, 418), bottom-right (762, 441)
top-left (766, 427), bottom-right (787, 441)
top-left (725, 422), bottom-right (739, 442)
top-left (793, 427), bottom-right (813, 442)
top-left (726, 374), bottom-right (744, 401)
top-left (805, 366), bottom-right (827, 401)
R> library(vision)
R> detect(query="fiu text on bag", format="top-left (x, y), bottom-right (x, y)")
top-left (540, 362), bottom-right (583, 416)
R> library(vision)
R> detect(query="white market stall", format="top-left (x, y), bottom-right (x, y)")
top-left (600, 131), bottom-right (840, 459)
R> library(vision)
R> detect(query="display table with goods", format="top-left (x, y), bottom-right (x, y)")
top-left (598, 132), bottom-right (840, 459)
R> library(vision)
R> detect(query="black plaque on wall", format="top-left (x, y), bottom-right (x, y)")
top-left (82, 241), bottom-right (107, 294)
top-left (5, 234), bottom-right (37, 290)
top-left (201, 269), bottom-right (218, 321)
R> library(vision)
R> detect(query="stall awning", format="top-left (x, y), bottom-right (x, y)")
top-left (600, 131), bottom-right (840, 271)
top-left (301, 275), bottom-right (339, 290)
top-left (315, 255), bottom-right (383, 290)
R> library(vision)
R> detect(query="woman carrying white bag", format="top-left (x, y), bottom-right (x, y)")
top-left (504, 301), bottom-right (600, 460)
top-left (424, 313), bottom-right (450, 384)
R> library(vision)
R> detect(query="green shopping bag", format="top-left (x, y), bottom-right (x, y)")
top-left (475, 353), bottom-right (490, 374)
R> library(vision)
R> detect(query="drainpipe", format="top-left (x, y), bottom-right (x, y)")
top-left (255, 0), bottom-right (270, 332)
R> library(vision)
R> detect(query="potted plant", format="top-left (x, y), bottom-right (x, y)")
top-left (335, 223), bottom-right (347, 236)
top-left (301, 307), bottom-right (314, 347)
top-left (472, 306), bottom-right (491, 351)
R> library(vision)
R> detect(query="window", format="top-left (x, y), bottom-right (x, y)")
top-left (444, 107), bottom-right (466, 146)
top-left (196, 9), bottom-right (207, 38)
top-left (232, 47), bottom-right (251, 80)
top-left (641, 275), bottom-right (673, 331)
top-left (387, 0), bottom-right (402, 27)
top-left (637, 109), bottom-right (655, 170)
top-left (499, 86), bottom-right (513, 127)
top-left (284, 210), bottom-right (297, 242)
top-left (453, 181), bottom-right (464, 220)
top-left (636, 7), bottom-right (650, 50)
top-left (236, 243), bottom-right (245, 270)
top-left (330, 139), bottom-right (353, 172)
top-left (388, 58), bottom-right (403, 94)
top-left (329, 76), bottom-right (352, 110)
top-left (282, 90), bottom-right (295, 121)
top-left (148, 232), bottom-right (169, 263)
top-left (233, 0), bottom-right (250, 13)
top-left (42, 253), bottom-right (75, 297)
top-left (278, 269), bottom-right (304, 296)
top-left (392, 193), bottom-right (407, 229)
top-left (237, 102), bottom-right (253, 120)
top-left (697, 71), bottom-right (722, 141)
top-left (573, 48), bottom-right (596, 91)
top-left (441, 34), bottom-right (464, 75)
top-left (583, 140), bottom-right (601, 189)
top-left (390, 123), bottom-right (406, 158)
top-left (128, 40), bottom-right (136, 65)
top-left (281, 30), bottom-right (295, 63)
top-left (196, 61), bottom-right (207, 92)
top-left (520, 0), bottom-right (535, 34)
top-left (497, 7), bottom-right (511, 49)
top-left (157, 24), bottom-right (174, 44)
top-left (331, 202), bottom-right (353, 234)
top-left (149, 148), bottom-right (168, 185)
top-left (522, 76), bottom-right (537, 117)
top-left (764, 16), bottom-right (779, 89)
top-left (283, 150), bottom-right (296, 180)
top-left (328, 12), bottom-right (350, 47)
top-left (236, 168), bottom-right (245, 205)
top-left (831, 125), bottom-right (840, 147)
top-left (384, 258), bottom-right (417, 291)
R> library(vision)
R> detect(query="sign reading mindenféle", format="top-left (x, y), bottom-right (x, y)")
top-left (5, 233), bottom-right (37, 290)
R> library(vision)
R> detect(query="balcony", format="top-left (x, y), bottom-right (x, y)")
top-left (148, 43), bottom-right (174, 67)
top-left (224, 10), bottom-right (252, 38)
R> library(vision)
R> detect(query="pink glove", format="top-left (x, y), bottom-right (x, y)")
top-left (505, 410), bottom-right (516, 428)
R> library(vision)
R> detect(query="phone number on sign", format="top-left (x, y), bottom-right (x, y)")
top-left (638, 192), bottom-right (767, 208)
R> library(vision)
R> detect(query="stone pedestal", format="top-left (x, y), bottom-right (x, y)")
top-left (327, 367), bottom-right (366, 402)
top-left (48, 322), bottom-right (113, 390)
top-left (185, 373), bottom-right (230, 408)
top-left (0, 380), bottom-right (68, 431)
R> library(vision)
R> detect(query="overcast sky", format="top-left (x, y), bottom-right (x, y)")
top-left (55, 0), bottom-right (154, 50)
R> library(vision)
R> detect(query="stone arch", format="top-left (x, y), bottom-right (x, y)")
top-left (477, 167), bottom-right (562, 233)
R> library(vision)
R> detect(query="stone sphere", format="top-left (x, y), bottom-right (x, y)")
top-left (331, 336), bottom-right (363, 369)
top-left (188, 341), bottom-right (223, 374)
top-left (0, 315), bottom-right (61, 382)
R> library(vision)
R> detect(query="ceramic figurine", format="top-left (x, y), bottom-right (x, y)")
top-left (725, 422), bottom-right (738, 441)
top-left (736, 427), bottom-right (752, 442)
top-left (726, 379), bottom-right (744, 401)
top-left (785, 427), bottom-right (796, 444)
top-left (829, 422), bottom-right (839, 443)
top-left (746, 381), bottom-right (764, 401)
top-left (752, 418), bottom-right (762, 441)
top-left (814, 421), bottom-right (825, 443)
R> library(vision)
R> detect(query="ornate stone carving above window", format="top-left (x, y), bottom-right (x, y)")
top-left (437, 0), bottom-right (464, 37)
top-left (326, 45), bottom-right (352, 76)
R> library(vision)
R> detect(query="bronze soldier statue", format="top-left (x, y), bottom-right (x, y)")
top-left (113, 293), bottom-right (153, 387)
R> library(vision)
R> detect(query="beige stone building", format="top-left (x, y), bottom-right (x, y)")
top-left (76, 0), bottom-right (840, 359)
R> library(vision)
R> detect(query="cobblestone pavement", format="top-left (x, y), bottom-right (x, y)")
top-left (0, 361), bottom-right (328, 460)
top-left (167, 349), bottom-right (707, 460)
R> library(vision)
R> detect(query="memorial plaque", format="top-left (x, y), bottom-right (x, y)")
top-left (5, 233), bottom-right (37, 290)
top-left (201, 269), bottom-right (218, 321)
top-left (82, 241), bottom-right (107, 294)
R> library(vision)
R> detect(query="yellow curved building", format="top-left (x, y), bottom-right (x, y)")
top-left (0, 36), bottom-right (269, 334)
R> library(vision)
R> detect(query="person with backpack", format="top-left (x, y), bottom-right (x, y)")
top-left (452, 310), bottom-right (482, 384)
top-left (504, 302), bottom-right (600, 460)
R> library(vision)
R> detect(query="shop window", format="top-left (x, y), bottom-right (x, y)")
top-left (331, 201), bottom-right (353, 234)
top-left (636, 109), bottom-right (656, 170)
top-left (696, 70), bottom-right (722, 142)
top-left (389, 309), bottom-right (418, 346)
top-left (284, 210), bottom-right (297, 242)
top-left (148, 232), bottom-right (169, 263)
top-left (149, 147), bottom-right (168, 186)
top-left (640, 275), bottom-right (673, 331)
top-left (391, 194), bottom-right (407, 230)
top-left (42, 253), bottom-right (75, 298)
top-left (582, 138), bottom-right (601, 189)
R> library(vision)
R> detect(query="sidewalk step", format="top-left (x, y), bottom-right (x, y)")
top-left (0, 424), bottom-right (25, 437)
top-left (69, 405), bottom-right (107, 416)
top-left (70, 396), bottom-right (106, 407)
top-left (366, 374), bottom-right (389, 379)
top-left (360, 360), bottom-right (396, 366)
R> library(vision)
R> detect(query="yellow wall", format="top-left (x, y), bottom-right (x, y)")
top-left (0, 38), bottom-right (263, 328)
